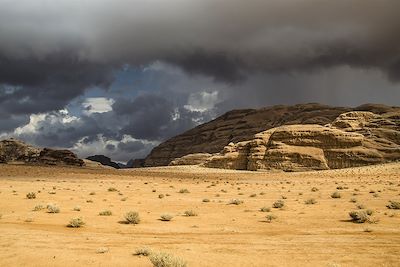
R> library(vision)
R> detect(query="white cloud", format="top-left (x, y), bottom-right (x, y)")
top-left (82, 97), bottom-right (114, 114)
top-left (184, 91), bottom-right (219, 112)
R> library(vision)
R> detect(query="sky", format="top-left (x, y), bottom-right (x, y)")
top-left (0, 0), bottom-right (400, 162)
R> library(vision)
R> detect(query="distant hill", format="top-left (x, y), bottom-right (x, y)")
top-left (86, 155), bottom-right (120, 169)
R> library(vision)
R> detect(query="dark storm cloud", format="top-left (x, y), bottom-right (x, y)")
top-left (113, 94), bottom-right (207, 141)
top-left (1, 0), bottom-right (400, 83)
top-left (117, 141), bottom-right (145, 153)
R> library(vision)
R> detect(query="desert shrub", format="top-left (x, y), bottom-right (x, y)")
top-left (96, 247), bottom-right (109, 254)
top-left (89, 192), bottom-right (96, 195)
top-left (311, 187), bottom-right (319, 192)
top-left (349, 210), bottom-right (369, 223)
top-left (25, 217), bottom-right (34, 222)
top-left (387, 200), bottom-right (400, 209)
top-left (48, 191), bottom-right (56, 195)
top-left (134, 247), bottom-right (152, 256)
top-left (349, 198), bottom-right (357, 203)
top-left (331, 192), bottom-right (341, 198)
top-left (281, 195), bottom-right (287, 199)
top-left (304, 198), bottom-right (317, 205)
top-left (26, 192), bottom-right (36, 199)
top-left (184, 210), bottom-right (198, 217)
top-left (99, 210), bottom-right (112, 216)
top-left (260, 206), bottom-right (271, 212)
top-left (357, 204), bottom-right (366, 209)
top-left (124, 211), bottom-right (140, 224)
top-left (250, 194), bottom-right (257, 197)
top-left (33, 204), bottom-right (44, 211)
top-left (202, 198), bottom-right (210, 203)
top-left (120, 197), bottom-right (127, 201)
top-left (149, 251), bottom-right (187, 267)
top-left (272, 200), bottom-right (284, 208)
top-left (178, 189), bottom-right (190, 194)
top-left (108, 187), bottom-right (118, 192)
top-left (228, 199), bottom-right (243, 205)
top-left (73, 206), bottom-right (81, 211)
top-left (47, 204), bottom-right (60, 213)
top-left (158, 194), bottom-right (165, 199)
top-left (336, 186), bottom-right (344, 190)
top-left (366, 209), bottom-right (374, 216)
top-left (265, 214), bottom-right (277, 223)
top-left (160, 214), bottom-right (173, 221)
top-left (86, 199), bottom-right (94, 203)
top-left (67, 217), bottom-right (85, 228)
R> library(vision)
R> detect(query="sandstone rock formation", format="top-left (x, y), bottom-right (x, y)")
top-left (204, 111), bottom-right (400, 171)
top-left (0, 139), bottom-right (84, 166)
top-left (86, 155), bottom-right (120, 169)
top-left (144, 103), bottom-right (400, 169)
top-left (169, 153), bottom-right (212, 166)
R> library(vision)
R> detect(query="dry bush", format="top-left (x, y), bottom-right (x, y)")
top-left (99, 210), bottom-right (112, 216)
top-left (124, 211), bottom-right (140, 224)
top-left (134, 247), bottom-right (152, 256)
top-left (160, 214), bottom-right (173, 221)
top-left (26, 192), bottom-right (36, 199)
top-left (149, 251), bottom-right (187, 267)
top-left (184, 210), bottom-right (198, 217)
top-left (304, 198), bottom-right (317, 205)
top-left (272, 200), bottom-right (284, 208)
top-left (228, 199), bottom-right (243, 205)
top-left (47, 204), bottom-right (60, 213)
top-left (387, 200), bottom-right (400, 209)
top-left (67, 217), bottom-right (85, 228)
top-left (331, 192), bottom-right (341, 198)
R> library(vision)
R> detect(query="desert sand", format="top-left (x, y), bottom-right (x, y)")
top-left (0, 163), bottom-right (399, 266)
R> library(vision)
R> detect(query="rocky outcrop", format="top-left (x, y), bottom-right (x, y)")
top-left (169, 153), bottom-right (212, 166)
top-left (202, 110), bottom-right (400, 171)
top-left (126, 159), bottom-right (145, 168)
top-left (144, 103), bottom-right (400, 167)
top-left (0, 139), bottom-right (84, 166)
top-left (86, 155), bottom-right (120, 169)
top-left (38, 148), bottom-right (84, 166)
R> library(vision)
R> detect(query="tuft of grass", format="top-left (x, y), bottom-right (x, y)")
top-left (124, 211), bottom-right (140, 224)
top-left (260, 206), bottom-right (271, 212)
top-left (184, 210), bottom-right (198, 217)
top-left (331, 192), bottom-right (341, 198)
top-left (67, 217), bottom-right (85, 228)
top-left (47, 204), bottom-right (60, 213)
top-left (96, 247), bottom-right (109, 254)
top-left (178, 189), bottom-right (190, 194)
top-left (304, 198), bottom-right (317, 205)
top-left (108, 187), bottom-right (118, 192)
top-left (272, 200), bottom-right (284, 208)
top-left (134, 247), bottom-right (152, 256)
top-left (33, 204), bottom-right (44, 211)
top-left (228, 199), bottom-right (243, 205)
top-left (99, 210), bottom-right (112, 216)
top-left (149, 251), bottom-right (187, 267)
top-left (387, 200), bottom-right (400, 209)
top-left (265, 214), bottom-right (277, 223)
top-left (26, 192), bottom-right (36, 199)
top-left (160, 214), bottom-right (173, 221)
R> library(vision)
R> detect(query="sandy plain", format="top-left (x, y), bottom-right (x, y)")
top-left (0, 163), bottom-right (399, 267)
